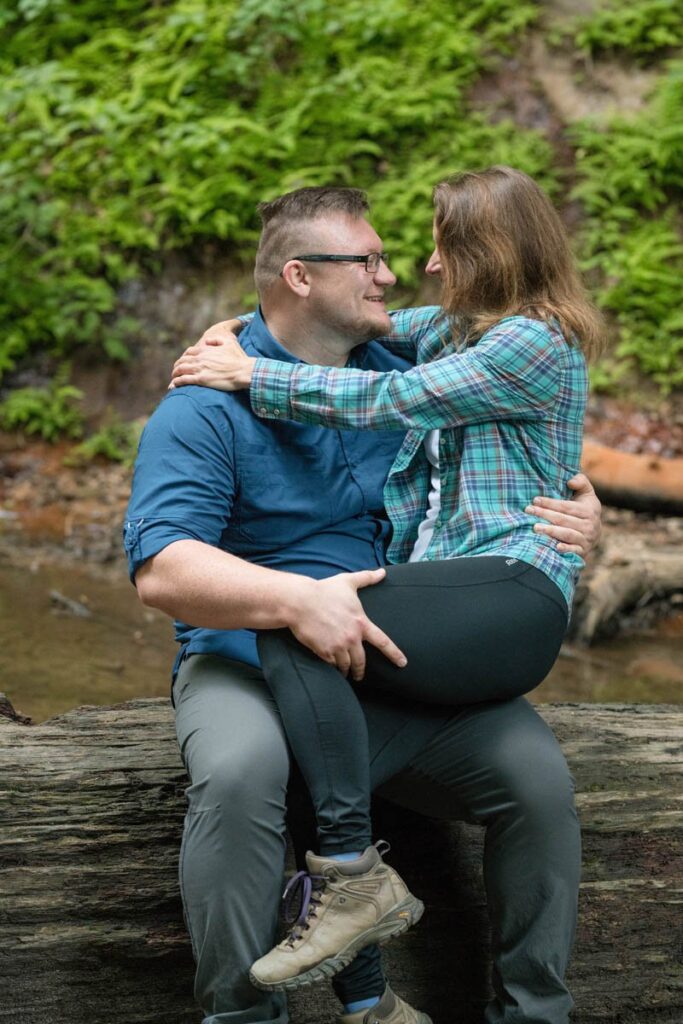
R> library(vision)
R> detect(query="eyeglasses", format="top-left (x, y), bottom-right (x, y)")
top-left (290, 252), bottom-right (390, 273)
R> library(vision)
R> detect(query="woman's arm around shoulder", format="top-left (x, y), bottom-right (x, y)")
top-left (250, 315), bottom-right (568, 433)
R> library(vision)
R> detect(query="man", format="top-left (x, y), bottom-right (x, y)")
top-left (125, 186), bottom-right (601, 1024)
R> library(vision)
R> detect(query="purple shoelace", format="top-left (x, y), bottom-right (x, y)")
top-left (281, 870), bottom-right (326, 944)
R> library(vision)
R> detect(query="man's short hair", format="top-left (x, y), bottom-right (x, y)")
top-left (254, 186), bottom-right (370, 295)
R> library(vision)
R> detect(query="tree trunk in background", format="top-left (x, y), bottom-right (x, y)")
top-left (581, 440), bottom-right (683, 516)
top-left (1, 699), bottom-right (681, 1024)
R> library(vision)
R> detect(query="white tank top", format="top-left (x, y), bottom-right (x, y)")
top-left (408, 430), bottom-right (441, 562)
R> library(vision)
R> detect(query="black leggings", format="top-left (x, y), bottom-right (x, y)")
top-left (257, 557), bottom-right (568, 854)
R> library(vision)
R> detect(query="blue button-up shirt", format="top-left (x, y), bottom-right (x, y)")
top-left (124, 309), bottom-right (409, 670)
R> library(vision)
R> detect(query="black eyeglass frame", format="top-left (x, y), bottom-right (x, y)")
top-left (289, 252), bottom-right (389, 273)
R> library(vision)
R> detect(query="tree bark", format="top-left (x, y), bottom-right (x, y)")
top-left (1, 699), bottom-right (680, 1024)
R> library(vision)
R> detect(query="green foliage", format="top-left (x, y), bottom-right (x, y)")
top-left (571, 62), bottom-right (683, 390)
top-left (574, 0), bottom-right (683, 60)
top-left (0, 367), bottom-right (84, 440)
top-left (66, 413), bottom-right (144, 466)
top-left (1, 0), bottom-right (545, 388)
top-left (1, 0), bottom-right (681, 415)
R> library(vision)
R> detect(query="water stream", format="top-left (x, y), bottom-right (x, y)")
top-left (2, 560), bottom-right (680, 724)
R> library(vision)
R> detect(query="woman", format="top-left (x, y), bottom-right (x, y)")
top-left (170, 167), bottom-right (603, 994)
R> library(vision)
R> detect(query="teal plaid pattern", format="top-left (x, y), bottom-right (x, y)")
top-left (250, 307), bottom-right (588, 610)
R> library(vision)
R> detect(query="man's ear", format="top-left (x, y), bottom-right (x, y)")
top-left (280, 259), bottom-right (311, 297)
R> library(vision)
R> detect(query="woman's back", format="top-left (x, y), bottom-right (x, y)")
top-left (384, 314), bottom-right (588, 609)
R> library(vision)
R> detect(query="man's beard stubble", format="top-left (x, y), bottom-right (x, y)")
top-left (312, 297), bottom-right (390, 349)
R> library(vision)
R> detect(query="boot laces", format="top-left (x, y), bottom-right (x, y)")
top-left (281, 870), bottom-right (326, 945)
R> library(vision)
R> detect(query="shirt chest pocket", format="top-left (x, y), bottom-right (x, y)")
top-left (235, 442), bottom-right (336, 540)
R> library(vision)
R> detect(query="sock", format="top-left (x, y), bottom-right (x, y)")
top-left (343, 996), bottom-right (381, 1014)
top-left (329, 851), bottom-right (362, 862)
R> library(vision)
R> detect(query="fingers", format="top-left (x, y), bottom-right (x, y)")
top-left (198, 327), bottom-right (241, 349)
top-left (347, 640), bottom-right (367, 682)
top-left (556, 542), bottom-right (585, 555)
top-left (566, 472), bottom-right (595, 495)
top-left (172, 356), bottom-right (199, 377)
top-left (172, 353), bottom-right (199, 375)
top-left (532, 521), bottom-right (586, 545)
top-left (526, 497), bottom-right (589, 519)
top-left (350, 567), bottom-right (386, 590)
top-left (526, 505), bottom-right (586, 528)
top-left (334, 650), bottom-right (352, 677)
top-left (362, 621), bottom-right (407, 668)
top-left (532, 522), bottom-right (590, 557)
top-left (168, 373), bottom-right (199, 389)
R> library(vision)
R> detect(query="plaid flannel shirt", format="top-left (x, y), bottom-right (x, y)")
top-left (250, 307), bottom-right (588, 611)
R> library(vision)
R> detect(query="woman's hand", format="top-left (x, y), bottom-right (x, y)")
top-left (170, 319), bottom-right (256, 391)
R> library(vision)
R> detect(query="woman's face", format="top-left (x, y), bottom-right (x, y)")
top-left (425, 221), bottom-right (442, 277)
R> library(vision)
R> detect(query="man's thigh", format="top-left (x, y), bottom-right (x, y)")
top-left (375, 696), bottom-right (574, 822)
top-left (173, 653), bottom-right (291, 811)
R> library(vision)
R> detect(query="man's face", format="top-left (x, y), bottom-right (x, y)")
top-left (303, 214), bottom-right (397, 342)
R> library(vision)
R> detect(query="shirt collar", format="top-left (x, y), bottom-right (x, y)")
top-left (241, 307), bottom-right (369, 368)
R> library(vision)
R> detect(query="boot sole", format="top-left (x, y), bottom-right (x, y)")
top-left (249, 894), bottom-right (425, 992)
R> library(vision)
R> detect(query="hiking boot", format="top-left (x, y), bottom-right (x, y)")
top-left (337, 985), bottom-right (433, 1024)
top-left (249, 842), bottom-right (424, 991)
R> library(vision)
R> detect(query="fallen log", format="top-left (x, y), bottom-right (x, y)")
top-left (1, 698), bottom-right (681, 1024)
top-left (569, 528), bottom-right (683, 643)
top-left (581, 439), bottom-right (683, 515)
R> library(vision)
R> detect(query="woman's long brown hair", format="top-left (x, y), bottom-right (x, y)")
top-left (432, 166), bottom-right (605, 357)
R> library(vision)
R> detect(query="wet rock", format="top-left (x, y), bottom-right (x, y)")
top-left (49, 591), bottom-right (93, 618)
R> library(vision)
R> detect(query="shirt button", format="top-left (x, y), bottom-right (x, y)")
top-left (259, 407), bottom-right (268, 415)
top-left (273, 409), bottom-right (281, 416)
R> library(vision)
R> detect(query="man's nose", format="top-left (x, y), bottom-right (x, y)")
top-left (425, 248), bottom-right (441, 276)
top-left (374, 258), bottom-right (396, 286)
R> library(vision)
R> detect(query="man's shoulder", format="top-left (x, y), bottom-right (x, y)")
top-left (363, 341), bottom-right (413, 373)
top-left (139, 386), bottom-right (254, 456)
top-left (150, 385), bottom-right (251, 424)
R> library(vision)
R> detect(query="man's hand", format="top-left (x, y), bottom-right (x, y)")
top-left (287, 569), bottom-right (406, 682)
top-left (525, 473), bottom-right (602, 557)
top-left (170, 319), bottom-right (255, 391)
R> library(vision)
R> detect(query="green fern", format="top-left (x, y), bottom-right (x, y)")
top-left (0, 368), bottom-right (84, 440)
top-left (574, 0), bottom-right (683, 60)
top-left (0, 0), bottom-right (543, 390)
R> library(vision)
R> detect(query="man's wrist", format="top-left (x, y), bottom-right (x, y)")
top-left (277, 574), bottom-right (317, 630)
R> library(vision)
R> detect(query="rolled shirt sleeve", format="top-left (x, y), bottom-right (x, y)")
top-left (250, 317), bottom-right (565, 432)
top-left (124, 389), bottom-right (235, 582)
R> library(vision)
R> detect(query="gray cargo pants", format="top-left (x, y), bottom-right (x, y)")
top-left (173, 653), bottom-right (581, 1024)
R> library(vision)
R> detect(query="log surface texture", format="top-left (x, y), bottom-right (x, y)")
top-left (1, 700), bottom-right (681, 1024)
